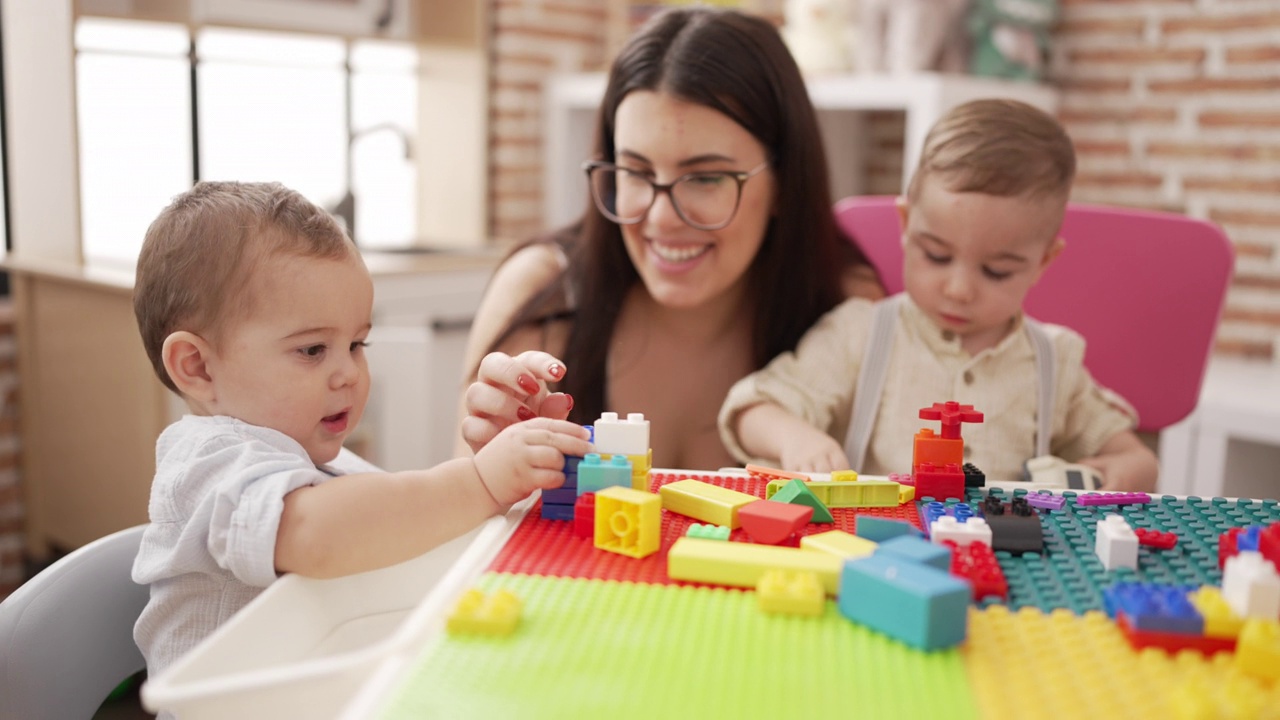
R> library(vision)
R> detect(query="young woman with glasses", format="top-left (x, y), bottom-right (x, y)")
top-left (458, 6), bottom-right (882, 470)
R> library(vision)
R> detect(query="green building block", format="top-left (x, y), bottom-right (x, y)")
top-left (768, 479), bottom-right (834, 523)
top-left (686, 523), bottom-right (731, 541)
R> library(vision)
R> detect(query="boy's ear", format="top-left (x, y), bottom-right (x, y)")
top-left (1042, 236), bottom-right (1066, 267)
top-left (162, 331), bottom-right (216, 403)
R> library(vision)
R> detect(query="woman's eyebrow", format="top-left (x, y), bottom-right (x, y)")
top-left (616, 149), bottom-right (737, 167)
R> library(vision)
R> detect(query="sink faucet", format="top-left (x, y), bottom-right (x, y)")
top-left (331, 122), bottom-right (414, 244)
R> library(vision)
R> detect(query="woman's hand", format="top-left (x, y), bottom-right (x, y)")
top-left (460, 351), bottom-right (574, 454)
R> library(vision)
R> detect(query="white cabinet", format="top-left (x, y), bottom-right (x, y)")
top-left (359, 252), bottom-right (497, 471)
top-left (543, 72), bottom-right (1059, 229)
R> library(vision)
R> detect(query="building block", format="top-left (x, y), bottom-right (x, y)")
top-left (601, 449), bottom-right (653, 491)
top-left (686, 523), bottom-right (731, 541)
top-left (1237, 525), bottom-right (1261, 552)
top-left (738, 500), bottom-right (813, 545)
top-left (540, 502), bottom-right (575, 521)
top-left (1135, 528), bottom-right (1178, 550)
top-left (912, 428), bottom-right (963, 469)
top-left (1104, 582), bottom-right (1204, 635)
top-left (767, 479), bottom-right (834, 523)
top-left (917, 400), bottom-right (984, 441)
top-left (542, 487), bottom-right (578, 506)
top-left (658, 479), bottom-right (758, 529)
top-left (446, 588), bottom-right (521, 637)
top-left (666, 536), bottom-right (843, 595)
top-left (594, 486), bottom-right (661, 559)
top-left (1095, 514), bottom-right (1139, 571)
top-left (889, 472), bottom-right (914, 487)
top-left (756, 569), bottom-right (825, 617)
top-left (765, 478), bottom-right (900, 509)
top-left (855, 516), bottom-right (921, 543)
top-left (1234, 619), bottom-right (1280, 682)
top-left (944, 540), bottom-right (1007, 601)
top-left (830, 470), bottom-right (858, 482)
top-left (837, 553), bottom-right (971, 651)
top-left (913, 462), bottom-right (965, 501)
top-left (577, 453), bottom-right (633, 496)
top-left (920, 501), bottom-right (978, 533)
top-left (562, 454), bottom-right (583, 476)
top-left (1186, 586), bottom-right (1245, 639)
top-left (745, 463), bottom-right (808, 482)
top-left (897, 484), bottom-right (915, 504)
top-left (1260, 522), bottom-right (1280, 569)
top-left (876, 534), bottom-right (952, 571)
top-left (573, 493), bottom-right (595, 539)
top-left (930, 516), bottom-right (992, 548)
top-left (800, 529), bottom-right (877, 560)
top-left (1022, 491), bottom-right (1066, 511)
top-left (982, 495), bottom-right (1044, 554)
top-left (1114, 612), bottom-right (1237, 656)
top-left (1222, 551), bottom-right (1280, 620)
top-left (962, 463), bottom-right (985, 489)
top-left (1219, 526), bottom-right (1243, 570)
top-left (1075, 491), bottom-right (1152, 507)
top-left (592, 411), bottom-right (650, 456)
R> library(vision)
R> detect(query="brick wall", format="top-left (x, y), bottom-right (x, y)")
top-left (1054, 0), bottom-right (1280, 360)
top-left (0, 301), bottom-right (23, 596)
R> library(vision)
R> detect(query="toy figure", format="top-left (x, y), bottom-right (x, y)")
top-left (854, 0), bottom-right (970, 74)
top-left (782, 0), bottom-right (856, 75)
top-left (969, 0), bottom-right (1057, 80)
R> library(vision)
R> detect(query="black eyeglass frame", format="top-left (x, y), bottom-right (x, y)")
top-left (582, 160), bottom-right (770, 231)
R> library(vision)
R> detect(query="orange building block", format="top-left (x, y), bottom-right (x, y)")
top-left (912, 428), bottom-right (963, 469)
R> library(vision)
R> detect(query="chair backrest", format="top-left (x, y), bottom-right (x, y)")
top-left (834, 195), bottom-right (1234, 432)
top-left (0, 524), bottom-right (149, 720)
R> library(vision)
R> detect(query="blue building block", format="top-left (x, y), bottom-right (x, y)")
top-left (876, 535), bottom-right (952, 571)
top-left (1238, 525), bottom-right (1262, 552)
top-left (563, 455), bottom-right (583, 475)
top-left (1102, 582), bottom-right (1204, 635)
top-left (838, 554), bottom-right (970, 651)
top-left (542, 488), bottom-right (578, 506)
top-left (577, 453), bottom-right (632, 496)
top-left (540, 502), bottom-right (576, 521)
top-left (919, 501), bottom-right (979, 536)
top-left (855, 517), bottom-right (922, 543)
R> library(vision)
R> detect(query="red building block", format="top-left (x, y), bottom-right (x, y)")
top-left (738, 500), bottom-right (814, 545)
top-left (912, 428), bottom-right (963, 469)
top-left (1115, 613), bottom-right (1237, 655)
top-left (945, 539), bottom-right (1008, 601)
top-left (1135, 528), bottom-right (1178, 550)
top-left (918, 401), bottom-right (984, 441)
top-left (913, 462), bottom-right (965, 501)
top-left (1260, 522), bottom-right (1280, 569)
top-left (1219, 526), bottom-right (1242, 570)
top-left (573, 493), bottom-right (596, 540)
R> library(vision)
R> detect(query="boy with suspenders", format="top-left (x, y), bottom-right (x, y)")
top-left (718, 100), bottom-right (1158, 491)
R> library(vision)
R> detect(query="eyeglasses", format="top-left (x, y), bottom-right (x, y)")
top-left (583, 160), bottom-right (770, 231)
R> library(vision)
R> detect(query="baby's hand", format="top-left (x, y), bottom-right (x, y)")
top-left (461, 351), bottom-right (574, 454)
top-left (780, 429), bottom-right (851, 474)
top-left (1078, 453), bottom-right (1157, 493)
top-left (471, 417), bottom-right (593, 506)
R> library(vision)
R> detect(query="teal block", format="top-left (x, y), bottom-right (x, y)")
top-left (856, 517), bottom-right (923, 543)
top-left (577, 453), bottom-right (632, 496)
top-left (876, 535), bottom-right (951, 571)
top-left (838, 554), bottom-right (970, 651)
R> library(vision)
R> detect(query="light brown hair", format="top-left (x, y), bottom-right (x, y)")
top-left (134, 181), bottom-right (354, 393)
top-left (907, 99), bottom-right (1076, 202)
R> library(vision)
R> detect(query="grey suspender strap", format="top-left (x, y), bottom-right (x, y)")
top-left (843, 294), bottom-right (1057, 469)
top-left (1024, 317), bottom-right (1055, 459)
top-left (843, 294), bottom-right (903, 470)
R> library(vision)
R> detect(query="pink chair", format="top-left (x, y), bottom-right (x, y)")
top-left (834, 195), bottom-right (1234, 432)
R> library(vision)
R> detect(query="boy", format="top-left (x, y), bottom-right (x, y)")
top-left (718, 99), bottom-right (1157, 491)
top-left (131, 182), bottom-right (592, 676)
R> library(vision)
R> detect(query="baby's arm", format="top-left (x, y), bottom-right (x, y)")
top-left (275, 417), bottom-right (591, 578)
top-left (735, 403), bottom-right (851, 473)
top-left (1076, 430), bottom-right (1158, 493)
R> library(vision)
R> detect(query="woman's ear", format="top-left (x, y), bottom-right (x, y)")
top-left (894, 196), bottom-right (910, 243)
top-left (162, 331), bottom-right (216, 403)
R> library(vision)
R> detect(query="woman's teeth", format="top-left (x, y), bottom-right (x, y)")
top-left (651, 244), bottom-right (709, 262)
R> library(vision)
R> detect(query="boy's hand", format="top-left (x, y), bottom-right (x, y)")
top-left (462, 351), bottom-right (574, 454)
top-left (471, 417), bottom-right (593, 506)
top-left (1077, 431), bottom-right (1159, 493)
top-left (780, 429), bottom-right (852, 474)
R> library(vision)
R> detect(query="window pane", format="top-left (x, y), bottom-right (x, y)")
top-left (76, 21), bottom-right (192, 267)
top-left (196, 29), bottom-right (345, 212)
top-left (350, 39), bottom-right (417, 249)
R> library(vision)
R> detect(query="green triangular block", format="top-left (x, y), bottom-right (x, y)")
top-left (768, 478), bottom-right (833, 523)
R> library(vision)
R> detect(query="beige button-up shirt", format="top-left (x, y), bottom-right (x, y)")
top-left (719, 295), bottom-right (1137, 483)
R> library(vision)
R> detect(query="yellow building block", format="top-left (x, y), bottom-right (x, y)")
top-left (1235, 619), bottom-right (1280, 683)
top-left (667, 536), bottom-right (843, 595)
top-left (1187, 586), bottom-right (1245, 639)
top-left (594, 486), bottom-right (661, 559)
top-left (800, 529), bottom-right (877, 560)
top-left (601, 449), bottom-right (652, 491)
top-left (898, 484), bottom-right (915, 504)
top-left (830, 470), bottom-right (858, 482)
top-left (765, 478), bottom-right (901, 508)
top-left (757, 569), bottom-right (824, 617)
top-left (446, 588), bottom-right (521, 637)
top-left (659, 479), bottom-right (758, 529)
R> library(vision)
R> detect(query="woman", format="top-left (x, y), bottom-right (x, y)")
top-left (460, 7), bottom-right (882, 470)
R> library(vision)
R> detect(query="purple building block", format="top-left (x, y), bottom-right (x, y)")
top-left (1076, 492), bottom-right (1152, 507)
top-left (1024, 492), bottom-right (1067, 511)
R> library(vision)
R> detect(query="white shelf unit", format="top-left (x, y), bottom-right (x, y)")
top-left (543, 72), bottom-right (1059, 229)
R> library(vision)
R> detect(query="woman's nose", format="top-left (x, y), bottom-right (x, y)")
top-left (645, 188), bottom-right (685, 231)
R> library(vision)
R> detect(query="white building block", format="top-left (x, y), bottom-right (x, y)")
top-left (929, 516), bottom-right (992, 548)
top-left (1095, 514), bottom-right (1138, 571)
top-left (593, 412), bottom-right (650, 456)
top-left (1223, 551), bottom-right (1280, 620)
